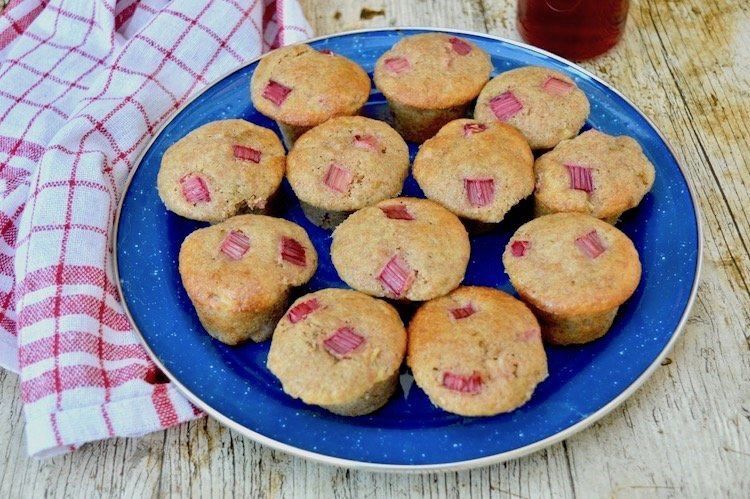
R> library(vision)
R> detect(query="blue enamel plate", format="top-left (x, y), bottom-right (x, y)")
top-left (115, 28), bottom-right (702, 471)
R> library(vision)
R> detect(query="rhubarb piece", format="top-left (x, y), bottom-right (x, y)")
top-left (442, 371), bottom-right (482, 394)
top-left (378, 254), bottom-right (413, 298)
top-left (489, 91), bottom-right (523, 121)
top-left (324, 326), bottom-right (365, 358)
top-left (353, 134), bottom-right (380, 152)
top-left (510, 240), bottom-right (530, 257)
top-left (319, 49), bottom-right (335, 55)
top-left (450, 304), bottom-right (475, 320)
top-left (322, 163), bottom-right (353, 193)
top-left (180, 174), bottom-right (211, 204)
top-left (463, 123), bottom-right (487, 137)
top-left (543, 76), bottom-right (574, 96)
top-left (464, 178), bottom-right (495, 207)
top-left (384, 56), bottom-right (410, 75)
top-left (565, 164), bottom-right (594, 193)
top-left (575, 230), bottom-right (606, 259)
top-left (287, 298), bottom-right (320, 324)
top-left (262, 80), bottom-right (292, 106)
top-left (518, 328), bottom-right (541, 342)
top-left (220, 230), bottom-right (250, 260)
top-left (280, 236), bottom-right (306, 266)
top-left (380, 204), bottom-right (414, 221)
top-left (448, 37), bottom-right (472, 55)
top-left (233, 144), bottom-right (261, 163)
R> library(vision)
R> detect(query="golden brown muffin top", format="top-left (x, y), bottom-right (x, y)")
top-left (374, 33), bottom-right (492, 110)
top-left (503, 212), bottom-right (641, 316)
top-left (474, 66), bottom-right (590, 150)
top-left (250, 44), bottom-right (371, 127)
top-left (413, 118), bottom-right (534, 223)
top-left (408, 286), bottom-right (548, 416)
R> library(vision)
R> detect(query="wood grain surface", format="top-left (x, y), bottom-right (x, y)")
top-left (1, 0), bottom-right (748, 497)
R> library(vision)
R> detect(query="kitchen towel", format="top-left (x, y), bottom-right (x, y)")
top-left (0, 0), bottom-right (312, 458)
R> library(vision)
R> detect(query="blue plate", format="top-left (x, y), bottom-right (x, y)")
top-left (115, 28), bottom-right (701, 471)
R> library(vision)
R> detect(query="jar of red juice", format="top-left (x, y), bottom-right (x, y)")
top-left (517, 0), bottom-right (630, 61)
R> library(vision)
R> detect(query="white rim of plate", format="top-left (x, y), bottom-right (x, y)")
top-left (113, 27), bottom-right (704, 473)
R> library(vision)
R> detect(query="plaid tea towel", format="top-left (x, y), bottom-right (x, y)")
top-left (0, 0), bottom-right (312, 458)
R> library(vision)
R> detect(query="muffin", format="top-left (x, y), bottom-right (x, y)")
top-left (287, 116), bottom-right (410, 229)
top-left (502, 213), bottom-right (641, 345)
top-left (408, 286), bottom-right (548, 416)
top-left (373, 33), bottom-right (492, 143)
top-left (331, 197), bottom-right (470, 301)
top-left (157, 119), bottom-right (285, 223)
top-left (534, 129), bottom-right (656, 223)
top-left (474, 66), bottom-right (590, 150)
top-left (267, 288), bottom-right (407, 416)
top-left (179, 215), bottom-right (317, 344)
top-left (412, 118), bottom-right (534, 230)
top-left (250, 44), bottom-right (371, 147)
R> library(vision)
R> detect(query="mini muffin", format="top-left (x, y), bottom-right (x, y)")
top-left (412, 118), bottom-right (534, 230)
top-left (331, 197), bottom-right (470, 301)
top-left (503, 213), bottom-right (641, 345)
top-left (157, 119), bottom-right (285, 223)
top-left (373, 33), bottom-right (492, 143)
top-left (408, 286), bottom-right (548, 417)
top-left (287, 116), bottom-right (410, 229)
top-left (474, 66), bottom-right (589, 150)
top-left (250, 44), bottom-right (371, 147)
top-left (534, 129), bottom-right (656, 223)
top-left (268, 288), bottom-right (407, 416)
top-left (179, 215), bottom-right (317, 344)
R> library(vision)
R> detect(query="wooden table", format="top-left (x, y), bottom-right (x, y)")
top-left (1, 0), bottom-right (747, 496)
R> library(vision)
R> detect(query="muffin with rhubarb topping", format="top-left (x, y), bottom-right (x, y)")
top-left (157, 119), bottom-right (285, 223)
top-left (503, 213), bottom-right (641, 345)
top-left (534, 129), bottom-right (656, 223)
top-left (267, 288), bottom-right (407, 416)
top-left (286, 116), bottom-right (410, 229)
top-left (408, 286), bottom-right (548, 416)
top-left (331, 197), bottom-right (470, 301)
top-left (474, 66), bottom-right (590, 150)
top-left (250, 44), bottom-right (371, 147)
top-left (178, 214), bottom-right (317, 345)
top-left (373, 33), bottom-right (492, 143)
top-left (412, 118), bottom-right (534, 230)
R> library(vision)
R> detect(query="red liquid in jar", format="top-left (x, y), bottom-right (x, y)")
top-left (517, 0), bottom-right (629, 61)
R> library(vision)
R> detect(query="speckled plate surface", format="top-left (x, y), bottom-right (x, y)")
top-left (114, 28), bottom-right (701, 471)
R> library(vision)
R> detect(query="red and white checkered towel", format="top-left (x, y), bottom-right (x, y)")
top-left (0, 0), bottom-right (312, 458)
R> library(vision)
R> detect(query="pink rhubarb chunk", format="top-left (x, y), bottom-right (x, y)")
top-left (323, 163), bottom-right (353, 193)
top-left (463, 123), bottom-right (487, 137)
top-left (319, 48), bottom-right (335, 55)
top-left (220, 230), bottom-right (250, 260)
top-left (180, 174), bottom-right (211, 204)
top-left (324, 327), bottom-right (365, 358)
top-left (543, 76), bottom-right (574, 96)
top-left (565, 164), bottom-right (594, 193)
top-left (380, 204), bottom-right (414, 220)
top-left (450, 304), bottom-right (476, 320)
top-left (353, 134), bottom-right (381, 152)
top-left (489, 91), bottom-right (523, 121)
top-left (280, 236), bottom-right (306, 266)
top-left (519, 328), bottom-right (541, 342)
top-left (378, 254), bottom-right (413, 298)
top-left (384, 56), bottom-right (410, 74)
top-left (511, 240), bottom-right (530, 257)
top-left (287, 298), bottom-right (320, 324)
top-left (233, 144), bottom-right (262, 163)
top-left (449, 37), bottom-right (472, 55)
top-left (464, 178), bottom-right (495, 207)
top-left (262, 80), bottom-right (292, 106)
top-left (443, 371), bottom-right (483, 394)
top-left (576, 230), bottom-right (606, 259)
